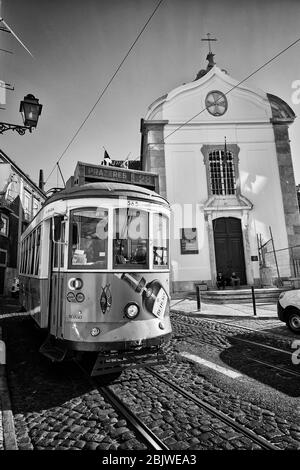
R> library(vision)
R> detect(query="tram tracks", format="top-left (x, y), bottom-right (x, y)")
top-left (198, 317), bottom-right (296, 342)
top-left (144, 366), bottom-right (279, 451)
top-left (74, 358), bottom-right (169, 450)
top-left (171, 313), bottom-right (292, 346)
top-left (176, 334), bottom-right (300, 379)
top-left (171, 317), bottom-right (300, 378)
top-left (171, 316), bottom-right (292, 355)
top-left (74, 356), bottom-right (280, 450)
top-left (100, 385), bottom-right (169, 450)
top-left (73, 313), bottom-right (299, 451)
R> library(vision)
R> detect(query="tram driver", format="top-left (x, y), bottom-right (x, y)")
top-left (71, 212), bottom-right (108, 266)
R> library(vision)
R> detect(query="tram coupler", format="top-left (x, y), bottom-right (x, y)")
top-left (88, 345), bottom-right (168, 377)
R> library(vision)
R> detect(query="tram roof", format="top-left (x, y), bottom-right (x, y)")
top-left (44, 182), bottom-right (169, 206)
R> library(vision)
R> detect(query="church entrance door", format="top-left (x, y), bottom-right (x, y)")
top-left (213, 217), bottom-right (246, 285)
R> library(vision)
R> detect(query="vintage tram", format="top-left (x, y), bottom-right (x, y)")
top-left (19, 182), bottom-right (172, 376)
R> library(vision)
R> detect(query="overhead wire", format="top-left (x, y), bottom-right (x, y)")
top-left (162, 36), bottom-right (300, 142)
top-left (45, 0), bottom-right (164, 185)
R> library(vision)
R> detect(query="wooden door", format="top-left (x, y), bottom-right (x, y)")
top-left (213, 217), bottom-right (246, 285)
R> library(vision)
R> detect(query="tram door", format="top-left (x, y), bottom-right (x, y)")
top-left (49, 217), bottom-right (66, 337)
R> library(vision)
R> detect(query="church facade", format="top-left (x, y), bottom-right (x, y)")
top-left (140, 53), bottom-right (300, 292)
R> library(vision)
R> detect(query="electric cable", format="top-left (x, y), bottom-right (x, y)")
top-left (45, 0), bottom-right (164, 185)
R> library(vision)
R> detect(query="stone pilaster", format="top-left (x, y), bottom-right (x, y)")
top-left (267, 94), bottom-right (300, 257)
top-left (272, 123), bottom-right (300, 254)
top-left (140, 120), bottom-right (168, 199)
top-left (205, 212), bottom-right (216, 286)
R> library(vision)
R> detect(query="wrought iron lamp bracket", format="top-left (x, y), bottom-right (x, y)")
top-left (0, 122), bottom-right (32, 135)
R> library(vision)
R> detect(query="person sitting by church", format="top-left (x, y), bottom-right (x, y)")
top-left (216, 272), bottom-right (226, 289)
top-left (230, 272), bottom-right (240, 288)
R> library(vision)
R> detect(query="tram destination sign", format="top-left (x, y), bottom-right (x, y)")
top-left (84, 164), bottom-right (156, 189)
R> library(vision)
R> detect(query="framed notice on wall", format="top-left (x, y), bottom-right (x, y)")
top-left (180, 228), bottom-right (199, 255)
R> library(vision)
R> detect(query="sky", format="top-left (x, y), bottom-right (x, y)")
top-left (1, 0), bottom-right (300, 191)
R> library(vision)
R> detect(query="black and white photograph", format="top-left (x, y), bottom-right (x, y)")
top-left (0, 0), bottom-right (300, 460)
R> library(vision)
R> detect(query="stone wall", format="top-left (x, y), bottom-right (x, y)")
top-left (272, 123), bottom-right (300, 257)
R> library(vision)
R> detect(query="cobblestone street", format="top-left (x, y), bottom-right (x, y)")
top-left (0, 300), bottom-right (299, 454)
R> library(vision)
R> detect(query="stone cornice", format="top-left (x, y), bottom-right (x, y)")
top-left (267, 93), bottom-right (296, 124)
top-left (203, 194), bottom-right (253, 211)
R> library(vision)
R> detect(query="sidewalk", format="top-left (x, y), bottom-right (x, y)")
top-left (0, 297), bottom-right (20, 450)
top-left (170, 297), bottom-right (278, 319)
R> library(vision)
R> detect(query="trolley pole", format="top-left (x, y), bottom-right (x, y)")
top-left (251, 286), bottom-right (257, 316)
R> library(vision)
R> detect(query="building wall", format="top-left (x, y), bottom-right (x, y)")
top-left (0, 154), bottom-right (45, 295)
top-left (142, 66), bottom-right (297, 291)
top-left (163, 128), bottom-right (290, 289)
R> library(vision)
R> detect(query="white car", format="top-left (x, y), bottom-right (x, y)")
top-left (277, 289), bottom-right (300, 334)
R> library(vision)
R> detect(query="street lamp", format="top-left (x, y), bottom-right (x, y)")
top-left (0, 94), bottom-right (43, 135)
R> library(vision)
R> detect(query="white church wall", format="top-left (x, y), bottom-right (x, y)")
top-left (163, 120), bottom-right (291, 285)
top-left (144, 65), bottom-right (295, 288)
top-left (240, 143), bottom-right (291, 278)
top-left (165, 148), bottom-right (212, 285)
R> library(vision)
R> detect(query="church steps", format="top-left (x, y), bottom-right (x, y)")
top-left (175, 287), bottom-right (290, 304)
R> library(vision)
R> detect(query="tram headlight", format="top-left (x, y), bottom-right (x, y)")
top-left (124, 302), bottom-right (140, 319)
top-left (68, 278), bottom-right (83, 291)
top-left (91, 327), bottom-right (101, 337)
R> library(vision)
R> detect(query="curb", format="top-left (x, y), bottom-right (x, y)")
top-left (0, 327), bottom-right (18, 450)
top-left (0, 312), bottom-right (31, 320)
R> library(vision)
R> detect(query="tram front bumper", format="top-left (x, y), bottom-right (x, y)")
top-left (62, 331), bottom-right (172, 352)
top-left (63, 317), bottom-right (172, 351)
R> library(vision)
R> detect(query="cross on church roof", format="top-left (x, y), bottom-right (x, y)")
top-left (201, 33), bottom-right (217, 71)
top-left (201, 33), bottom-right (217, 54)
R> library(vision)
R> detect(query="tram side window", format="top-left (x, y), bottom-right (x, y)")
top-left (53, 217), bottom-right (65, 269)
top-left (27, 234), bottom-right (33, 274)
top-left (113, 208), bottom-right (149, 269)
top-left (153, 213), bottom-right (169, 269)
top-left (60, 221), bottom-right (65, 268)
top-left (70, 208), bottom-right (108, 269)
top-left (20, 239), bottom-right (24, 274)
top-left (22, 237), bottom-right (28, 274)
top-left (30, 231), bottom-right (36, 274)
top-left (34, 226), bottom-right (41, 275)
top-left (24, 236), bottom-right (30, 274)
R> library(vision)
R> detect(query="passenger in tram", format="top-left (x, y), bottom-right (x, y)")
top-left (115, 244), bottom-right (128, 265)
top-left (132, 240), bottom-right (147, 264)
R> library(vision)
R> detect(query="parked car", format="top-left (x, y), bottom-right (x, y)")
top-left (277, 289), bottom-right (300, 334)
top-left (10, 277), bottom-right (20, 298)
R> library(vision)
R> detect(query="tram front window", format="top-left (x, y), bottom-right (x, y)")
top-left (113, 208), bottom-right (149, 269)
top-left (153, 213), bottom-right (169, 268)
top-left (69, 208), bottom-right (108, 269)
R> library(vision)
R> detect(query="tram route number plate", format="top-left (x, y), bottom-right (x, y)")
top-left (152, 288), bottom-right (168, 318)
